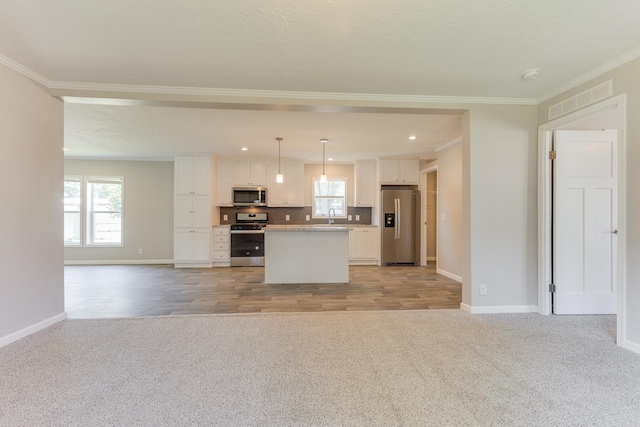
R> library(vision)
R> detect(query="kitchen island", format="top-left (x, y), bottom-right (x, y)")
top-left (263, 225), bottom-right (351, 284)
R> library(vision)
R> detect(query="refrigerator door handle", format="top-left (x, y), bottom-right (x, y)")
top-left (395, 198), bottom-right (401, 239)
top-left (393, 198), bottom-right (397, 239)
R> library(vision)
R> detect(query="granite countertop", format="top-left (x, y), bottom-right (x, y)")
top-left (264, 224), bottom-right (354, 232)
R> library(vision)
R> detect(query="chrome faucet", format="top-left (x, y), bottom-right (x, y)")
top-left (328, 208), bottom-right (336, 224)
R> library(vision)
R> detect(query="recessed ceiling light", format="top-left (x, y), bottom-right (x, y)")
top-left (409, 136), bottom-right (416, 140)
top-left (522, 68), bottom-right (541, 80)
top-left (328, 157), bottom-right (334, 161)
top-left (62, 147), bottom-right (69, 151)
top-left (241, 147), bottom-right (248, 151)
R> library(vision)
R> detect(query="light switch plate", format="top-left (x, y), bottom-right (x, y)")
top-left (223, 214), bottom-right (228, 221)
top-left (285, 215), bottom-right (290, 221)
top-left (306, 215), bottom-right (310, 221)
top-left (356, 215), bottom-right (360, 221)
top-left (348, 215), bottom-right (352, 221)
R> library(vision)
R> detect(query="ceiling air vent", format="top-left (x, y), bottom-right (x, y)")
top-left (548, 80), bottom-right (613, 120)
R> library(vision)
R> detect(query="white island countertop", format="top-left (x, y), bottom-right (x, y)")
top-left (264, 225), bottom-right (353, 232)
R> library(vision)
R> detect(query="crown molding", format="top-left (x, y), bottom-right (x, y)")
top-left (537, 46), bottom-right (640, 104)
top-left (434, 136), bottom-right (463, 153)
top-left (50, 81), bottom-right (537, 106)
top-left (0, 53), bottom-right (545, 107)
top-left (0, 54), bottom-right (51, 87)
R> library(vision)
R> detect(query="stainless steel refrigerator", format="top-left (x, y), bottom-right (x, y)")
top-left (381, 189), bottom-right (420, 265)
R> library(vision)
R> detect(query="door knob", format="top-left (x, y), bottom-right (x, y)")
top-left (613, 229), bottom-right (618, 235)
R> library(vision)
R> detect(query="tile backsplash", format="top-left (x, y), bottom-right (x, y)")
top-left (220, 206), bottom-right (372, 225)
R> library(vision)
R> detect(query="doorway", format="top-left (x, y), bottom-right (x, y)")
top-left (426, 170), bottom-right (438, 264)
top-left (420, 165), bottom-right (438, 267)
top-left (538, 95), bottom-right (627, 343)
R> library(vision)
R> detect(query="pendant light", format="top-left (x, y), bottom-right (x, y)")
top-left (320, 139), bottom-right (328, 182)
top-left (275, 137), bottom-right (284, 183)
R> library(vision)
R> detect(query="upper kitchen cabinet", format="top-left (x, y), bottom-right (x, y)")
top-left (216, 160), bottom-right (234, 206)
top-left (354, 160), bottom-right (376, 207)
top-left (234, 161), bottom-right (268, 186)
top-left (268, 161), bottom-right (304, 206)
top-left (175, 156), bottom-right (211, 195)
top-left (379, 159), bottom-right (420, 184)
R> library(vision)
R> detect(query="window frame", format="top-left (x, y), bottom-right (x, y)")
top-left (312, 176), bottom-right (348, 219)
top-left (85, 176), bottom-right (125, 247)
top-left (63, 175), bottom-right (83, 247)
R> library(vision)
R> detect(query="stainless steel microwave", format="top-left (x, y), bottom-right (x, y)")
top-left (233, 187), bottom-right (267, 207)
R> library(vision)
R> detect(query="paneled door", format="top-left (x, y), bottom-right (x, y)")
top-left (553, 130), bottom-right (618, 314)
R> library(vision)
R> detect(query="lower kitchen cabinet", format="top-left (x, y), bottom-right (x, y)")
top-left (212, 225), bottom-right (230, 267)
top-left (349, 226), bottom-right (379, 265)
top-left (174, 229), bottom-right (212, 268)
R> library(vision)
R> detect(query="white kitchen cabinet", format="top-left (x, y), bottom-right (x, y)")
top-left (354, 160), bottom-right (376, 207)
top-left (175, 156), bottom-right (211, 195)
top-left (349, 226), bottom-right (379, 265)
top-left (399, 160), bottom-right (420, 183)
top-left (216, 160), bottom-right (234, 206)
top-left (175, 195), bottom-right (210, 228)
top-left (268, 161), bottom-right (304, 206)
top-left (212, 226), bottom-right (230, 267)
top-left (234, 161), bottom-right (268, 186)
top-left (175, 156), bottom-right (212, 268)
top-left (379, 159), bottom-right (420, 184)
top-left (174, 229), bottom-right (211, 267)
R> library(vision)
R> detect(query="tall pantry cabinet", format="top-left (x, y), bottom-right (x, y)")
top-left (174, 156), bottom-right (212, 268)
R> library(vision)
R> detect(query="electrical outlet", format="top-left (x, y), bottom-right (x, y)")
top-left (306, 215), bottom-right (310, 221)
top-left (138, 248), bottom-right (143, 255)
top-left (480, 284), bottom-right (488, 296)
top-left (356, 215), bottom-right (360, 221)
top-left (348, 215), bottom-right (352, 221)
top-left (285, 215), bottom-right (290, 221)
top-left (223, 214), bottom-right (228, 221)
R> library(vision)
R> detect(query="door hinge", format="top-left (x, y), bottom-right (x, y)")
top-left (549, 283), bottom-right (556, 293)
top-left (549, 150), bottom-right (557, 160)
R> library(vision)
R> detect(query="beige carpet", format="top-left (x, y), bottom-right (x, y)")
top-left (1, 310), bottom-right (639, 426)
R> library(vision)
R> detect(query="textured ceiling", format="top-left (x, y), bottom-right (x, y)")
top-left (2, 0), bottom-right (639, 160)
top-left (64, 103), bottom-right (463, 162)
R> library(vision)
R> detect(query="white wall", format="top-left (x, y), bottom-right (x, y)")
top-left (466, 105), bottom-right (539, 309)
top-left (436, 142), bottom-right (463, 279)
top-left (0, 64), bottom-right (64, 343)
top-left (64, 160), bottom-right (174, 263)
top-left (537, 56), bottom-right (640, 350)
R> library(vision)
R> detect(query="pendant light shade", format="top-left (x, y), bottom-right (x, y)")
top-left (275, 137), bottom-right (284, 183)
top-left (320, 139), bottom-right (328, 182)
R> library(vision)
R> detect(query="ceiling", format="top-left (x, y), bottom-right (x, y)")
top-left (2, 1), bottom-right (639, 161)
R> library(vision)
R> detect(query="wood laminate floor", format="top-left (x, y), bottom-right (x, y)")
top-left (64, 264), bottom-right (462, 318)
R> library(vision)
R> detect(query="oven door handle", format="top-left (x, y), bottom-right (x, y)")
top-left (230, 230), bottom-right (265, 234)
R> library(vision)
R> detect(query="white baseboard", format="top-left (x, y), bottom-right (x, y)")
top-left (620, 337), bottom-right (640, 355)
top-left (174, 262), bottom-right (213, 268)
top-left (0, 313), bottom-right (67, 348)
top-left (436, 268), bottom-right (462, 282)
top-left (213, 262), bottom-right (231, 268)
top-left (65, 259), bottom-right (174, 265)
top-left (349, 259), bottom-right (379, 266)
top-left (460, 303), bottom-right (539, 314)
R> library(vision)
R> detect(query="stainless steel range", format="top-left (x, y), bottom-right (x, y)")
top-left (230, 212), bottom-right (267, 266)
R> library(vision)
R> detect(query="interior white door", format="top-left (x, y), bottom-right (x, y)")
top-left (554, 130), bottom-right (618, 314)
